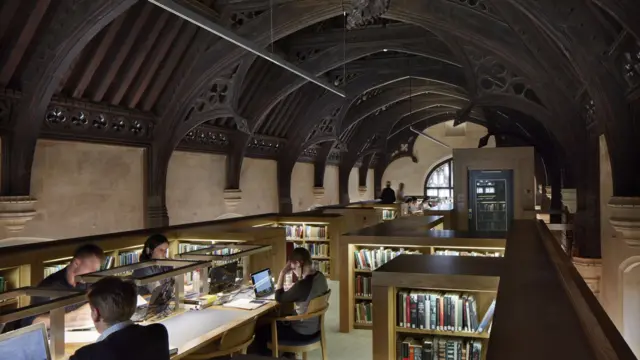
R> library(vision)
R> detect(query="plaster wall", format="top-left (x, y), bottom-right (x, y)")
top-left (166, 153), bottom-right (280, 224)
top-left (0, 140), bottom-right (145, 242)
top-left (382, 122), bottom-right (493, 196)
top-left (598, 134), bottom-right (640, 355)
top-left (348, 168), bottom-right (375, 202)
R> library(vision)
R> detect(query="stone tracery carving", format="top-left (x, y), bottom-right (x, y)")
top-left (618, 36), bottom-right (640, 89)
top-left (229, 10), bottom-right (265, 30)
top-left (347, 0), bottom-right (391, 30)
top-left (444, 0), bottom-right (497, 18)
top-left (185, 64), bottom-right (240, 121)
top-left (464, 46), bottom-right (543, 106)
top-left (354, 87), bottom-right (384, 106)
top-left (43, 104), bottom-right (152, 139)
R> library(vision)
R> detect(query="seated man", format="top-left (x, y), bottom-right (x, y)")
top-left (251, 247), bottom-right (329, 357)
top-left (22, 244), bottom-right (104, 329)
top-left (70, 276), bottom-right (170, 360)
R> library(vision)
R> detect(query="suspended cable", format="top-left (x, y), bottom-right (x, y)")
top-left (342, 0), bottom-right (346, 87)
top-left (270, 0), bottom-right (274, 54)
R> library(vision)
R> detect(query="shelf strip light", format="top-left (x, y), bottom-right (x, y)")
top-left (148, 0), bottom-right (346, 98)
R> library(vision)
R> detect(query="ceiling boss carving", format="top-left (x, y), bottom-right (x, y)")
top-left (347, 0), bottom-right (391, 30)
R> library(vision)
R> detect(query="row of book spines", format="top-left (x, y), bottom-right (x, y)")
top-left (294, 243), bottom-right (329, 256)
top-left (433, 250), bottom-right (502, 257)
top-left (44, 264), bottom-right (67, 277)
top-left (283, 225), bottom-right (327, 239)
top-left (398, 292), bottom-right (494, 333)
top-left (355, 275), bottom-right (372, 297)
top-left (313, 260), bottom-right (330, 274)
top-left (397, 336), bottom-right (483, 360)
top-left (355, 301), bottom-right (372, 323)
top-left (119, 250), bottom-right (141, 265)
top-left (354, 249), bottom-right (421, 270)
top-left (178, 244), bottom-right (209, 253)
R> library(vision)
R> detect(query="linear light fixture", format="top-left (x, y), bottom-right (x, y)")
top-left (148, 0), bottom-right (346, 97)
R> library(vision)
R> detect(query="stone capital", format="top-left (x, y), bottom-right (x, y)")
top-left (312, 187), bottom-right (325, 202)
top-left (0, 196), bottom-right (37, 234)
top-left (609, 196), bottom-right (640, 247)
top-left (358, 186), bottom-right (367, 199)
top-left (561, 188), bottom-right (577, 213)
top-left (572, 256), bottom-right (602, 298)
top-left (223, 189), bottom-right (243, 212)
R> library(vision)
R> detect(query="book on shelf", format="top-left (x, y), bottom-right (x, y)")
top-left (355, 301), bottom-right (372, 325)
top-left (397, 291), bottom-right (494, 334)
top-left (178, 243), bottom-right (211, 253)
top-left (433, 249), bottom-right (502, 257)
top-left (355, 275), bottom-right (371, 297)
top-left (283, 224), bottom-right (327, 240)
top-left (313, 260), bottom-right (330, 275)
top-left (44, 263), bottom-right (68, 278)
top-left (119, 250), bottom-right (141, 266)
top-left (101, 256), bottom-right (115, 270)
top-left (397, 336), bottom-right (483, 360)
top-left (382, 209), bottom-right (396, 220)
top-left (294, 242), bottom-right (329, 257)
top-left (354, 248), bottom-right (422, 270)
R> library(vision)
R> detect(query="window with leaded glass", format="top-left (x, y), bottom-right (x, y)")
top-left (424, 158), bottom-right (453, 200)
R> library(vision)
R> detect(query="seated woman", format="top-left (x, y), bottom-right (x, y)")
top-left (131, 234), bottom-right (175, 319)
top-left (251, 247), bottom-right (329, 357)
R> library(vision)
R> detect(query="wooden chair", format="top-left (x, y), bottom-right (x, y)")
top-left (267, 290), bottom-right (331, 360)
top-left (185, 317), bottom-right (258, 359)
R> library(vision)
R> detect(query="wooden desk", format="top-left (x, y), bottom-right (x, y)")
top-left (62, 300), bottom-right (276, 359)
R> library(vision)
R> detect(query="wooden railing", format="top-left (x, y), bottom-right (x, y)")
top-left (486, 220), bottom-right (635, 360)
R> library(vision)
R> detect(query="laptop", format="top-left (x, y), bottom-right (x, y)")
top-left (131, 278), bottom-right (176, 322)
top-left (209, 261), bottom-right (239, 293)
top-left (250, 268), bottom-right (276, 300)
top-left (0, 322), bottom-right (52, 360)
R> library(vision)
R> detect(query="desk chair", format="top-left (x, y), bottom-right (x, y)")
top-left (185, 317), bottom-right (258, 359)
top-left (267, 290), bottom-right (330, 360)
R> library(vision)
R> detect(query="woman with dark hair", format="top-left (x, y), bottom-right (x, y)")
top-left (132, 234), bottom-right (172, 297)
top-left (139, 234), bottom-right (170, 262)
top-left (251, 247), bottom-right (329, 357)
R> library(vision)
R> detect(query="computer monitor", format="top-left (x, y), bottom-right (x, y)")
top-left (0, 322), bottom-right (51, 360)
top-left (209, 261), bottom-right (238, 293)
top-left (250, 268), bottom-right (274, 298)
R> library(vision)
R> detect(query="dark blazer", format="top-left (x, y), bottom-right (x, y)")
top-left (70, 324), bottom-right (170, 360)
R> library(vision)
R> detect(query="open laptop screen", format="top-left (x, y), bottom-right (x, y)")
top-left (250, 268), bottom-right (273, 297)
top-left (0, 322), bottom-right (51, 360)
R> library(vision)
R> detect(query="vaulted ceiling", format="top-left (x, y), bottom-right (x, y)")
top-left (0, 0), bottom-right (639, 202)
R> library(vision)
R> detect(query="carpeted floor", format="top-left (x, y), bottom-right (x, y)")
top-left (304, 280), bottom-right (372, 360)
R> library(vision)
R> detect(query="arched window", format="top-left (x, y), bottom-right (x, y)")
top-left (424, 158), bottom-right (454, 200)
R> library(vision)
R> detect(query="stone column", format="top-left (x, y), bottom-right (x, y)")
top-left (358, 186), bottom-right (367, 200)
top-left (313, 187), bottom-right (325, 203)
top-left (561, 188), bottom-right (576, 253)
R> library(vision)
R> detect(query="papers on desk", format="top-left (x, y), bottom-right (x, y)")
top-left (222, 298), bottom-right (268, 310)
top-left (65, 329), bottom-right (100, 343)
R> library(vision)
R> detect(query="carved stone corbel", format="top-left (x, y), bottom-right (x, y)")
top-left (0, 196), bottom-right (37, 234)
top-left (571, 256), bottom-right (602, 300)
top-left (313, 187), bottom-right (325, 202)
top-left (223, 189), bottom-right (243, 213)
top-left (609, 197), bottom-right (640, 247)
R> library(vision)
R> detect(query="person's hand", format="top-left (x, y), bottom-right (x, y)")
top-left (281, 261), bottom-right (293, 274)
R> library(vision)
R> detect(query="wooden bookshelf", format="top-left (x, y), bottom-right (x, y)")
top-left (249, 214), bottom-right (342, 280)
top-left (0, 217), bottom-right (287, 287)
top-left (339, 216), bottom-right (506, 334)
top-left (371, 254), bottom-right (502, 360)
